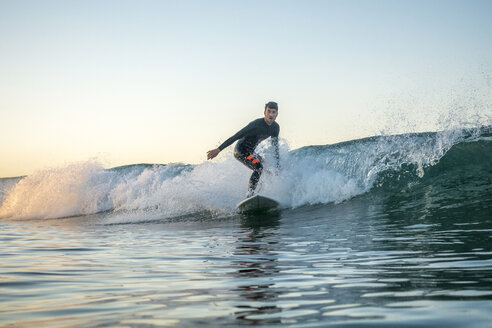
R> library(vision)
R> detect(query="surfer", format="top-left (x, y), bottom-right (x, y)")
top-left (207, 101), bottom-right (280, 197)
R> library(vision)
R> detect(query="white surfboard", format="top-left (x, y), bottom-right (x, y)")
top-left (236, 195), bottom-right (279, 213)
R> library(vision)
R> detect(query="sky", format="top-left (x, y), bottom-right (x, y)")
top-left (1, 0), bottom-right (491, 177)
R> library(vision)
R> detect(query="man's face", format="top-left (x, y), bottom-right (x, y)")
top-left (264, 107), bottom-right (278, 125)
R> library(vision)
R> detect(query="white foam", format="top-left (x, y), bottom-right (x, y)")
top-left (0, 161), bottom-right (114, 219)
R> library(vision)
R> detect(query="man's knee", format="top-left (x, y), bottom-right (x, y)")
top-left (246, 155), bottom-right (263, 170)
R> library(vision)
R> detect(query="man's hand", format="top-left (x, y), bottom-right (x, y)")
top-left (207, 148), bottom-right (221, 160)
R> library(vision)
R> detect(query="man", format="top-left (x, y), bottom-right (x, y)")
top-left (207, 101), bottom-right (280, 197)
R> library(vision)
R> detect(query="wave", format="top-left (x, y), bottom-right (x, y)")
top-left (1, 125), bottom-right (491, 221)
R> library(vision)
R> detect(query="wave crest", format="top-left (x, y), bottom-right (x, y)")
top-left (1, 126), bottom-right (490, 220)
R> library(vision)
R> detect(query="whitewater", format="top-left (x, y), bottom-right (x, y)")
top-left (1, 124), bottom-right (491, 327)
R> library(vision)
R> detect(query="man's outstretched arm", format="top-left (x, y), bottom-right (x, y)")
top-left (206, 122), bottom-right (254, 160)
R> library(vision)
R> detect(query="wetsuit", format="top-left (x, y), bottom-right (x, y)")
top-left (218, 118), bottom-right (280, 195)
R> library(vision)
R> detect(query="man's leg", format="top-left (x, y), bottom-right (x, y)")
top-left (245, 155), bottom-right (263, 196)
top-left (234, 152), bottom-right (264, 196)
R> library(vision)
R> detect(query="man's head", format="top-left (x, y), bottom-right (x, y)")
top-left (264, 101), bottom-right (278, 125)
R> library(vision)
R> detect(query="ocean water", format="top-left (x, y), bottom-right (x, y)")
top-left (1, 125), bottom-right (491, 327)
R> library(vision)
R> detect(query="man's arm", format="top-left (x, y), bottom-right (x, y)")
top-left (273, 137), bottom-right (281, 171)
top-left (217, 123), bottom-right (253, 151)
top-left (273, 124), bottom-right (280, 171)
top-left (206, 121), bottom-right (255, 160)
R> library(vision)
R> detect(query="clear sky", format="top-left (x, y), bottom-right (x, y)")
top-left (1, 0), bottom-right (491, 177)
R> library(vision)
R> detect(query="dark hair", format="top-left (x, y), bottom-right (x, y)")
top-left (265, 101), bottom-right (278, 110)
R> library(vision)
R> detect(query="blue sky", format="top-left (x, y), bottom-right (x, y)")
top-left (1, 0), bottom-right (491, 177)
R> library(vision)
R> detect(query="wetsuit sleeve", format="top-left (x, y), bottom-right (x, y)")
top-left (273, 125), bottom-right (280, 170)
top-left (218, 122), bottom-right (255, 151)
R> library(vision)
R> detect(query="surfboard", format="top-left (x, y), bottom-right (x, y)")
top-left (236, 195), bottom-right (279, 213)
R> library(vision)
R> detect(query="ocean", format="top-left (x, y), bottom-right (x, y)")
top-left (1, 125), bottom-right (491, 327)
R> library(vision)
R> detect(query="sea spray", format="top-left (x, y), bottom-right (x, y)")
top-left (0, 162), bottom-right (117, 220)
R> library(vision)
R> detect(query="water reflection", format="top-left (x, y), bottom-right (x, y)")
top-left (232, 211), bottom-right (282, 324)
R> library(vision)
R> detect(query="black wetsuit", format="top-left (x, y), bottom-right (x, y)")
top-left (218, 118), bottom-right (280, 195)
